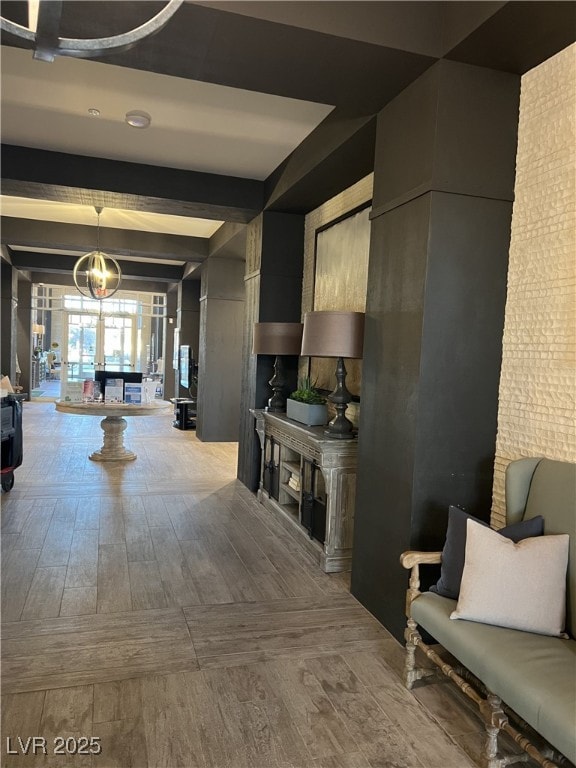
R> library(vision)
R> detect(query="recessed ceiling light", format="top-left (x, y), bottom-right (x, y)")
top-left (88, 108), bottom-right (100, 117)
top-left (125, 110), bottom-right (152, 129)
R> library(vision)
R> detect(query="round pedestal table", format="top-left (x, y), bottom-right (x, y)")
top-left (55, 400), bottom-right (172, 462)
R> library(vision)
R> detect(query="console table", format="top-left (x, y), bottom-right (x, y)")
top-left (55, 400), bottom-right (171, 462)
top-left (251, 410), bottom-right (358, 572)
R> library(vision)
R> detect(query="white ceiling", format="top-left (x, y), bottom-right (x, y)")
top-left (0, 43), bottom-right (334, 240)
top-left (1, 196), bottom-right (223, 238)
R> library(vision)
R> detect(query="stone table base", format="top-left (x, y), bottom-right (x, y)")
top-left (89, 416), bottom-right (137, 462)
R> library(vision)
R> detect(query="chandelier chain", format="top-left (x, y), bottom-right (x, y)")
top-left (95, 207), bottom-right (102, 253)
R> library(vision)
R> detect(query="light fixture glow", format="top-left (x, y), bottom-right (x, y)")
top-left (73, 207), bottom-right (122, 301)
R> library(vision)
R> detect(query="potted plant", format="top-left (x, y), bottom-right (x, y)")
top-left (50, 341), bottom-right (60, 363)
top-left (286, 377), bottom-right (328, 426)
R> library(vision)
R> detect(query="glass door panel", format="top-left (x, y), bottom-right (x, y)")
top-left (65, 314), bottom-right (98, 380)
top-left (104, 316), bottom-right (134, 371)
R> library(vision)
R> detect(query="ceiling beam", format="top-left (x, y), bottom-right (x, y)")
top-left (444, 1), bottom-right (576, 74)
top-left (34, 2), bottom-right (437, 114)
top-left (28, 271), bottom-right (176, 295)
top-left (192, 1), bottom-right (446, 57)
top-left (208, 222), bottom-right (247, 260)
top-left (265, 114), bottom-right (376, 213)
top-left (1, 145), bottom-right (265, 224)
top-left (9, 250), bottom-right (183, 282)
top-left (1, 217), bottom-right (208, 262)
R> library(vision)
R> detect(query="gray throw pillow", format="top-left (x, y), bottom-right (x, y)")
top-left (430, 506), bottom-right (544, 600)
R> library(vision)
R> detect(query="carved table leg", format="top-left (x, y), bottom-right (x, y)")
top-left (89, 416), bottom-right (137, 462)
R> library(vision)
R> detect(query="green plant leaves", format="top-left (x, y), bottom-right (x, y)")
top-left (289, 377), bottom-right (326, 404)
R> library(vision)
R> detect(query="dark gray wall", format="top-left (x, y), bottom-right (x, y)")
top-left (15, 277), bottom-right (32, 396)
top-left (1, 260), bottom-right (18, 382)
top-left (351, 59), bottom-right (520, 641)
top-left (237, 212), bottom-right (305, 490)
top-left (196, 258), bottom-right (245, 442)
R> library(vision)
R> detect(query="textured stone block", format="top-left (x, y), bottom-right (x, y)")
top-left (492, 44), bottom-right (576, 526)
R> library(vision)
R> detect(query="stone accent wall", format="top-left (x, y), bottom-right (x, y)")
top-left (491, 44), bottom-right (576, 527)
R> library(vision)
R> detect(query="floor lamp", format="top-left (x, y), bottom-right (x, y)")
top-left (252, 322), bottom-right (303, 412)
top-left (300, 311), bottom-right (365, 439)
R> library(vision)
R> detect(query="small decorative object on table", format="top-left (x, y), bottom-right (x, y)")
top-left (286, 378), bottom-right (327, 426)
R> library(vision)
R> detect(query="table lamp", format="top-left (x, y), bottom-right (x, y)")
top-left (300, 310), bottom-right (365, 439)
top-left (252, 322), bottom-right (303, 412)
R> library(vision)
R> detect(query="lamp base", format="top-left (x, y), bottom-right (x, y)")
top-left (266, 356), bottom-right (286, 412)
top-left (324, 358), bottom-right (357, 439)
top-left (324, 408), bottom-right (357, 439)
top-left (324, 428), bottom-right (357, 440)
top-left (266, 401), bottom-right (285, 413)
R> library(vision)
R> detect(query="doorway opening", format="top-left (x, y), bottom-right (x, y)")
top-left (31, 285), bottom-right (167, 401)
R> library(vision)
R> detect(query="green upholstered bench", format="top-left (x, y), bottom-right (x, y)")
top-left (400, 458), bottom-right (576, 768)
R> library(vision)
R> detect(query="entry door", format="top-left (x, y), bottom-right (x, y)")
top-left (64, 313), bottom-right (99, 382)
top-left (103, 315), bottom-right (135, 371)
top-left (62, 312), bottom-right (136, 385)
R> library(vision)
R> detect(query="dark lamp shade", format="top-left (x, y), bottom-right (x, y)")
top-left (301, 311), bottom-right (365, 359)
top-left (252, 322), bottom-right (303, 355)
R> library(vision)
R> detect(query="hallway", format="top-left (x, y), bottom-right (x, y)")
top-left (1, 402), bottom-right (485, 767)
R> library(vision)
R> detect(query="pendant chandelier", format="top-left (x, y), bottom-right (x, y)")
top-left (73, 207), bottom-right (122, 301)
top-left (0, 0), bottom-right (183, 63)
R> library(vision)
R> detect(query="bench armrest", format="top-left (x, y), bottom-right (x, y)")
top-left (399, 550), bottom-right (442, 614)
top-left (400, 551), bottom-right (442, 569)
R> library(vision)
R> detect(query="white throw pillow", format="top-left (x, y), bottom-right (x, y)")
top-left (450, 519), bottom-right (569, 637)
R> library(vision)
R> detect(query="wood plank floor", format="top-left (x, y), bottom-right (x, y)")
top-left (1, 402), bottom-right (529, 767)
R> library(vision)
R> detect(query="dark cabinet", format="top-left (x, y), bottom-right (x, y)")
top-left (170, 398), bottom-right (196, 430)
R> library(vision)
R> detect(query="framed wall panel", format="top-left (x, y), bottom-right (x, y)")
top-left (310, 205), bottom-right (371, 397)
top-left (301, 175), bottom-right (373, 424)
